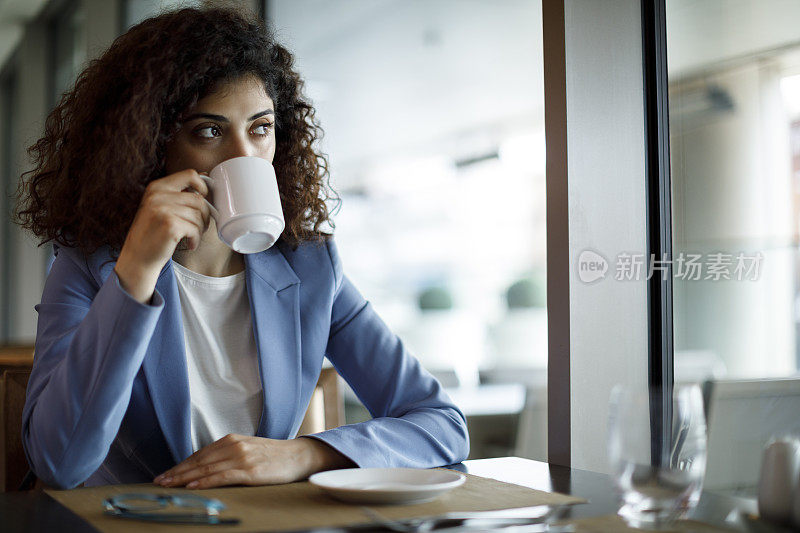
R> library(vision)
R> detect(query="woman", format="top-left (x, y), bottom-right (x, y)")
top-left (15, 6), bottom-right (469, 490)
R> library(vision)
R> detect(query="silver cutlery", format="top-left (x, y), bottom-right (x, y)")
top-left (360, 503), bottom-right (579, 532)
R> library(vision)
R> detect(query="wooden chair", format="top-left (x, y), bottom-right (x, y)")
top-left (0, 369), bottom-right (32, 491)
top-left (0, 345), bottom-right (35, 373)
top-left (0, 347), bottom-right (344, 491)
top-left (297, 367), bottom-right (345, 435)
top-left (0, 345), bottom-right (35, 491)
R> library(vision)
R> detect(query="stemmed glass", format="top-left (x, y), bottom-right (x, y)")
top-left (608, 384), bottom-right (707, 529)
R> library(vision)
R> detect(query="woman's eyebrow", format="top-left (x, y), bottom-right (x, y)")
top-left (248, 110), bottom-right (275, 120)
top-left (181, 109), bottom-right (275, 123)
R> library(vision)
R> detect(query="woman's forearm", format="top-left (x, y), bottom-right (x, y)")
top-left (25, 265), bottom-right (164, 488)
top-left (114, 254), bottom-right (161, 304)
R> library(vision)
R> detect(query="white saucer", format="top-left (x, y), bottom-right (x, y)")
top-left (309, 468), bottom-right (466, 505)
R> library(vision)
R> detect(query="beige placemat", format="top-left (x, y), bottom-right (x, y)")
top-left (561, 514), bottom-right (736, 532)
top-left (46, 471), bottom-right (585, 533)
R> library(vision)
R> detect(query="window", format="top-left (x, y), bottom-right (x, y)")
top-left (667, 0), bottom-right (800, 495)
top-left (269, 0), bottom-right (546, 459)
top-left (49, 0), bottom-right (85, 106)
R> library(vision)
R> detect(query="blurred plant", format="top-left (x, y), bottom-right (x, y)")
top-left (418, 286), bottom-right (454, 311)
top-left (506, 273), bottom-right (546, 309)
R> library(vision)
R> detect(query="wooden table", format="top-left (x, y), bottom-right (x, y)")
top-left (0, 457), bottom-right (760, 532)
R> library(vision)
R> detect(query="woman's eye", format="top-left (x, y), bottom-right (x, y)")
top-left (252, 122), bottom-right (274, 136)
top-left (195, 125), bottom-right (221, 139)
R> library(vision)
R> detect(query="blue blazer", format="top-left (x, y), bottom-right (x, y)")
top-left (23, 239), bottom-right (469, 489)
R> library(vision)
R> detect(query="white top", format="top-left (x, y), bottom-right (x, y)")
top-left (173, 262), bottom-right (263, 452)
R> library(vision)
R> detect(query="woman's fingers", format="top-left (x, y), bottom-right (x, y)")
top-left (157, 444), bottom-right (236, 481)
top-left (171, 203), bottom-right (207, 233)
top-left (160, 191), bottom-right (212, 232)
top-left (159, 459), bottom-right (240, 488)
top-left (143, 192), bottom-right (209, 244)
top-left (183, 191), bottom-right (212, 231)
top-left (148, 169), bottom-right (209, 197)
top-left (155, 434), bottom-right (247, 483)
top-left (161, 207), bottom-right (205, 250)
top-left (186, 469), bottom-right (251, 490)
top-left (171, 169), bottom-right (209, 197)
top-left (138, 187), bottom-right (210, 247)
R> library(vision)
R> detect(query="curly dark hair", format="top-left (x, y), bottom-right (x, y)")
top-left (14, 6), bottom-right (338, 256)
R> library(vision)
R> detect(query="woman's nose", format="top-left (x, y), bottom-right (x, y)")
top-left (225, 133), bottom-right (256, 160)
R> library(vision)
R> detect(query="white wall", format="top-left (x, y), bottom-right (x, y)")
top-left (564, 0), bottom-right (649, 473)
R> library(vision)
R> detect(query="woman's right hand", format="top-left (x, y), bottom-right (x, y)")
top-left (114, 169), bottom-right (211, 304)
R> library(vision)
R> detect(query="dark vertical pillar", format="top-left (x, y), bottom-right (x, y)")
top-left (543, 0), bottom-right (570, 468)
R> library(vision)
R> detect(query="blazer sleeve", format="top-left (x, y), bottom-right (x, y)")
top-left (307, 241), bottom-right (470, 467)
top-left (22, 247), bottom-right (165, 488)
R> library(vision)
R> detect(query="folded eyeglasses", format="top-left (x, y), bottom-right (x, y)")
top-left (103, 493), bottom-right (240, 525)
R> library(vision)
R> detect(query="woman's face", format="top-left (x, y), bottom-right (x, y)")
top-left (165, 74), bottom-right (276, 175)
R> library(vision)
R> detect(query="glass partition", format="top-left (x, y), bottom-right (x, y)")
top-left (667, 0), bottom-right (800, 496)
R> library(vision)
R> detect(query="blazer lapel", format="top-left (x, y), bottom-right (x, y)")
top-left (141, 261), bottom-right (193, 464)
top-left (245, 246), bottom-right (302, 440)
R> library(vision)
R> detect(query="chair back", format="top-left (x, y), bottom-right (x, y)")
top-left (297, 366), bottom-right (345, 436)
top-left (704, 377), bottom-right (800, 494)
top-left (0, 345), bottom-right (35, 491)
top-left (0, 370), bottom-right (31, 491)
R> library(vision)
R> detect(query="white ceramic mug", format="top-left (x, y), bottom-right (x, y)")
top-left (198, 156), bottom-right (284, 254)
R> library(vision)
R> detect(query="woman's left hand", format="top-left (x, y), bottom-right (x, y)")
top-left (153, 434), bottom-right (353, 489)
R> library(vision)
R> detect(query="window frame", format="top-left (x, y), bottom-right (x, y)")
top-left (641, 0), bottom-right (675, 468)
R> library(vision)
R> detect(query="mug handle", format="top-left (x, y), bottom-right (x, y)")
top-left (197, 174), bottom-right (220, 222)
